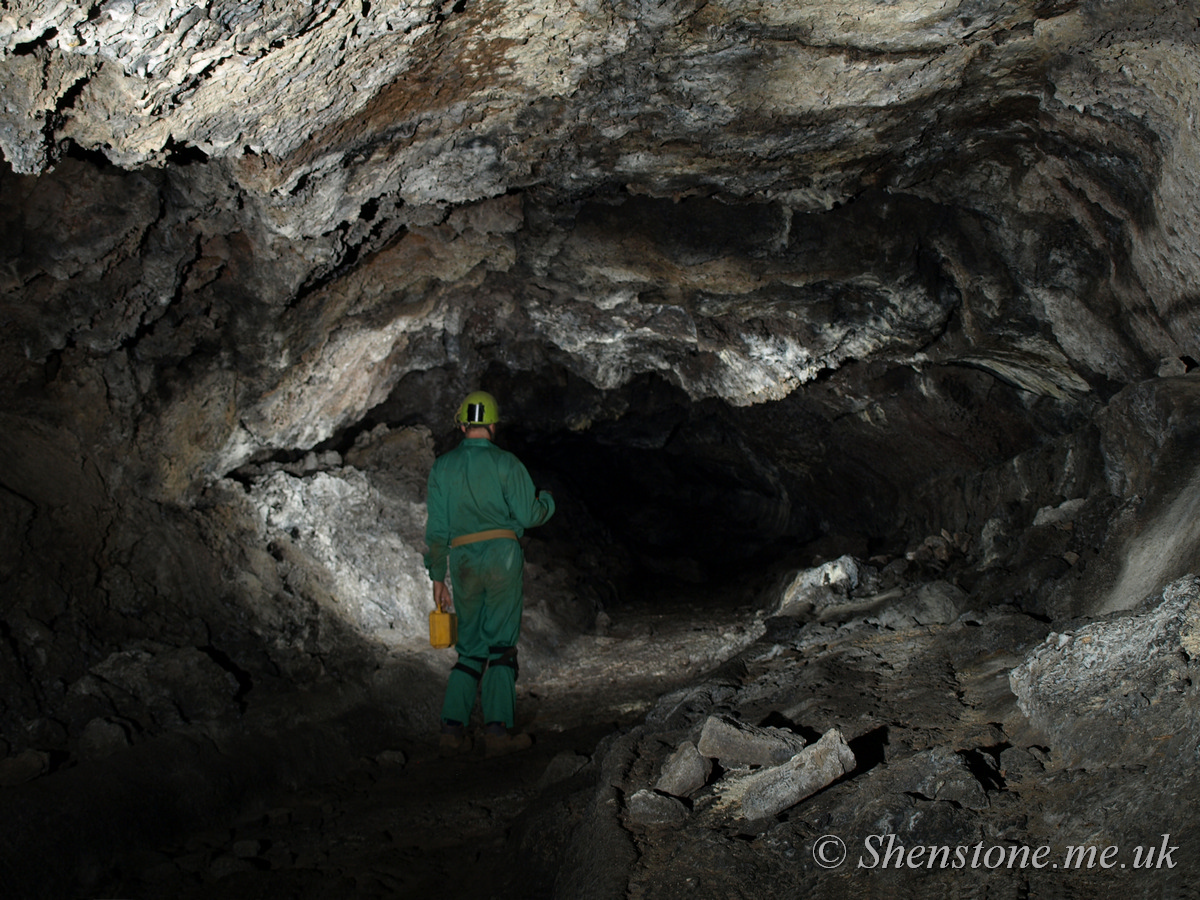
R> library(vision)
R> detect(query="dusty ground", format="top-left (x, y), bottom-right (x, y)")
top-left (88, 589), bottom-right (761, 900)
top-left (81, 573), bottom-right (1200, 900)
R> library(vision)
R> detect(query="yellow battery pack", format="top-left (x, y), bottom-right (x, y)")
top-left (429, 609), bottom-right (457, 649)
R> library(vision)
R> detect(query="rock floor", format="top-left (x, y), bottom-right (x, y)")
top-left (88, 589), bottom-right (762, 900)
top-left (87, 578), bottom-right (1200, 900)
top-left (598, 598), bottom-right (1200, 900)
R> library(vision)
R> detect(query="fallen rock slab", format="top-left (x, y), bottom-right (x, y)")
top-left (714, 727), bottom-right (856, 821)
top-left (654, 740), bottom-right (711, 798)
top-left (696, 714), bottom-right (807, 767)
top-left (626, 789), bottom-right (690, 827)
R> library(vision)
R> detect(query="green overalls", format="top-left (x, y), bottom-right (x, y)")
top-left (424, 437), bottom-right (555, 729)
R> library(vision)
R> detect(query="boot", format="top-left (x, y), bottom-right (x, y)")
top-left (483, 725), bottom-right (532, 758)
top-left (438, 723), bottom-right (473, 758)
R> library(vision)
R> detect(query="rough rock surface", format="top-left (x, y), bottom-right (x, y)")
top-left (1010, 574), bottom-right (1200, 770)
top-left (712, 726), bottom-right (855, 821)
top-left (2, 0), bottom-right (1200, 896)
top-left (775, 555), bottom-right (860, 617)
top-left (549, 572), bottom-right (1200, 899)
top-left (4, 557), bottom-right (1200, 898)
top-left (246, 465), bottom-right (430, 640)
top-left (626, 788), bottom-right (691, 828)
top-left (696, 713), bottom-right (808, 767)
top-left (654, 739), bottom-right (711, 798)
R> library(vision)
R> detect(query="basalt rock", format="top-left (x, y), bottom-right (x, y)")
top-left (1010, 574), bottom-right (1200, 771)
top-left (696, 714), bottom-right (809, 768)
top-left (654, 740), bottom-right (711, 798)
top-left (2, 0), bottom-right (1200, 893)
top-left (711, 726), bottom-right (856, 822)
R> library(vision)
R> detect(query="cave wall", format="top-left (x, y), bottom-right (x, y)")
top-left (2, 0), bottom-right (1200, 760)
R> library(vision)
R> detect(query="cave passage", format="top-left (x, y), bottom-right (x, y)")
top-left (7, 1), bottom-right (1200, 895)
top-left (368, 353), bottom-right (1078, 606)
top-left (358, 368), bottom-right (827, 602)
top-left (509, 389), bottom-right (809, 590)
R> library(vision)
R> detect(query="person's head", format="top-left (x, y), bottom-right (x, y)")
top-left (456, 390), bottom-right (500, 440)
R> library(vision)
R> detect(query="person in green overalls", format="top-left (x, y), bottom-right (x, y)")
top-left (424, 390), bottom-right (556, 757)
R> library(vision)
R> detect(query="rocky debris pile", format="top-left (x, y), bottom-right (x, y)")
top-left (8, 563), bottom-right (1200, 899)
top-left (773, 553), bottom-right (970, 628)
top-left (696, 714), bottom-right (810, 768)
top-left (626, 715), bottom-right (851, 828)
top-left (550, 566), bottom-right (1200, 898)
top-left (774, 555), bottom-right (864, 617)
top-left (708, 726), bottom-right (856, 823)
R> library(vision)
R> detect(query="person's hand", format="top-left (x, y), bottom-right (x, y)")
top-left (433, 580), bottom-right (452, 612)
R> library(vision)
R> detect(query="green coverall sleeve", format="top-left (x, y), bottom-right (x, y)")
top-left (505, 455), bottom-right (555, 530)
top-left (423, 462), bottom-right (450, 582)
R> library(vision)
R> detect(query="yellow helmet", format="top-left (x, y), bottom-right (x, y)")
top-left (456, 390), bottom-right (500, 425)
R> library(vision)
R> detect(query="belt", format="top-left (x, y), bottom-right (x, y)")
top-left (450, 528), bottom-right (518, 548)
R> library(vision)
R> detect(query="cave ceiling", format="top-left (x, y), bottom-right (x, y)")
top-left (1, 0), bottom-right (1199, 542)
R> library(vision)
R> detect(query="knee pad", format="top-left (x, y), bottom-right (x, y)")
top-left (452, 654), bottom-right (488, 681)
top-left (488, 645), bottom-right (519, 680)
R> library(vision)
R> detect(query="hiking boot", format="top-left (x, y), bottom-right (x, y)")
top-left (483, 731), bottom-right (532, 758)
top-left (438, 727), bottom-right (473, 758)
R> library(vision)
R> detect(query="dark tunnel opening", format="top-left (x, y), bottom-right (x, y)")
top-left (363, 344), bottom-right (1099, 615)
top-left (507, 384), bottom-right (816, 591)
top-left (364, 369), bottom-right (832, 603)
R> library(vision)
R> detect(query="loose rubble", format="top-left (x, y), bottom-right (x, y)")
top-left (6, 559), bottom-right (1200, 898)
top-left (695, 714), bottom-right (809, 767)
top-left (557, 570), bottom-right (1200, 898)
top-left (712, 727), bottom-right (856, 821)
